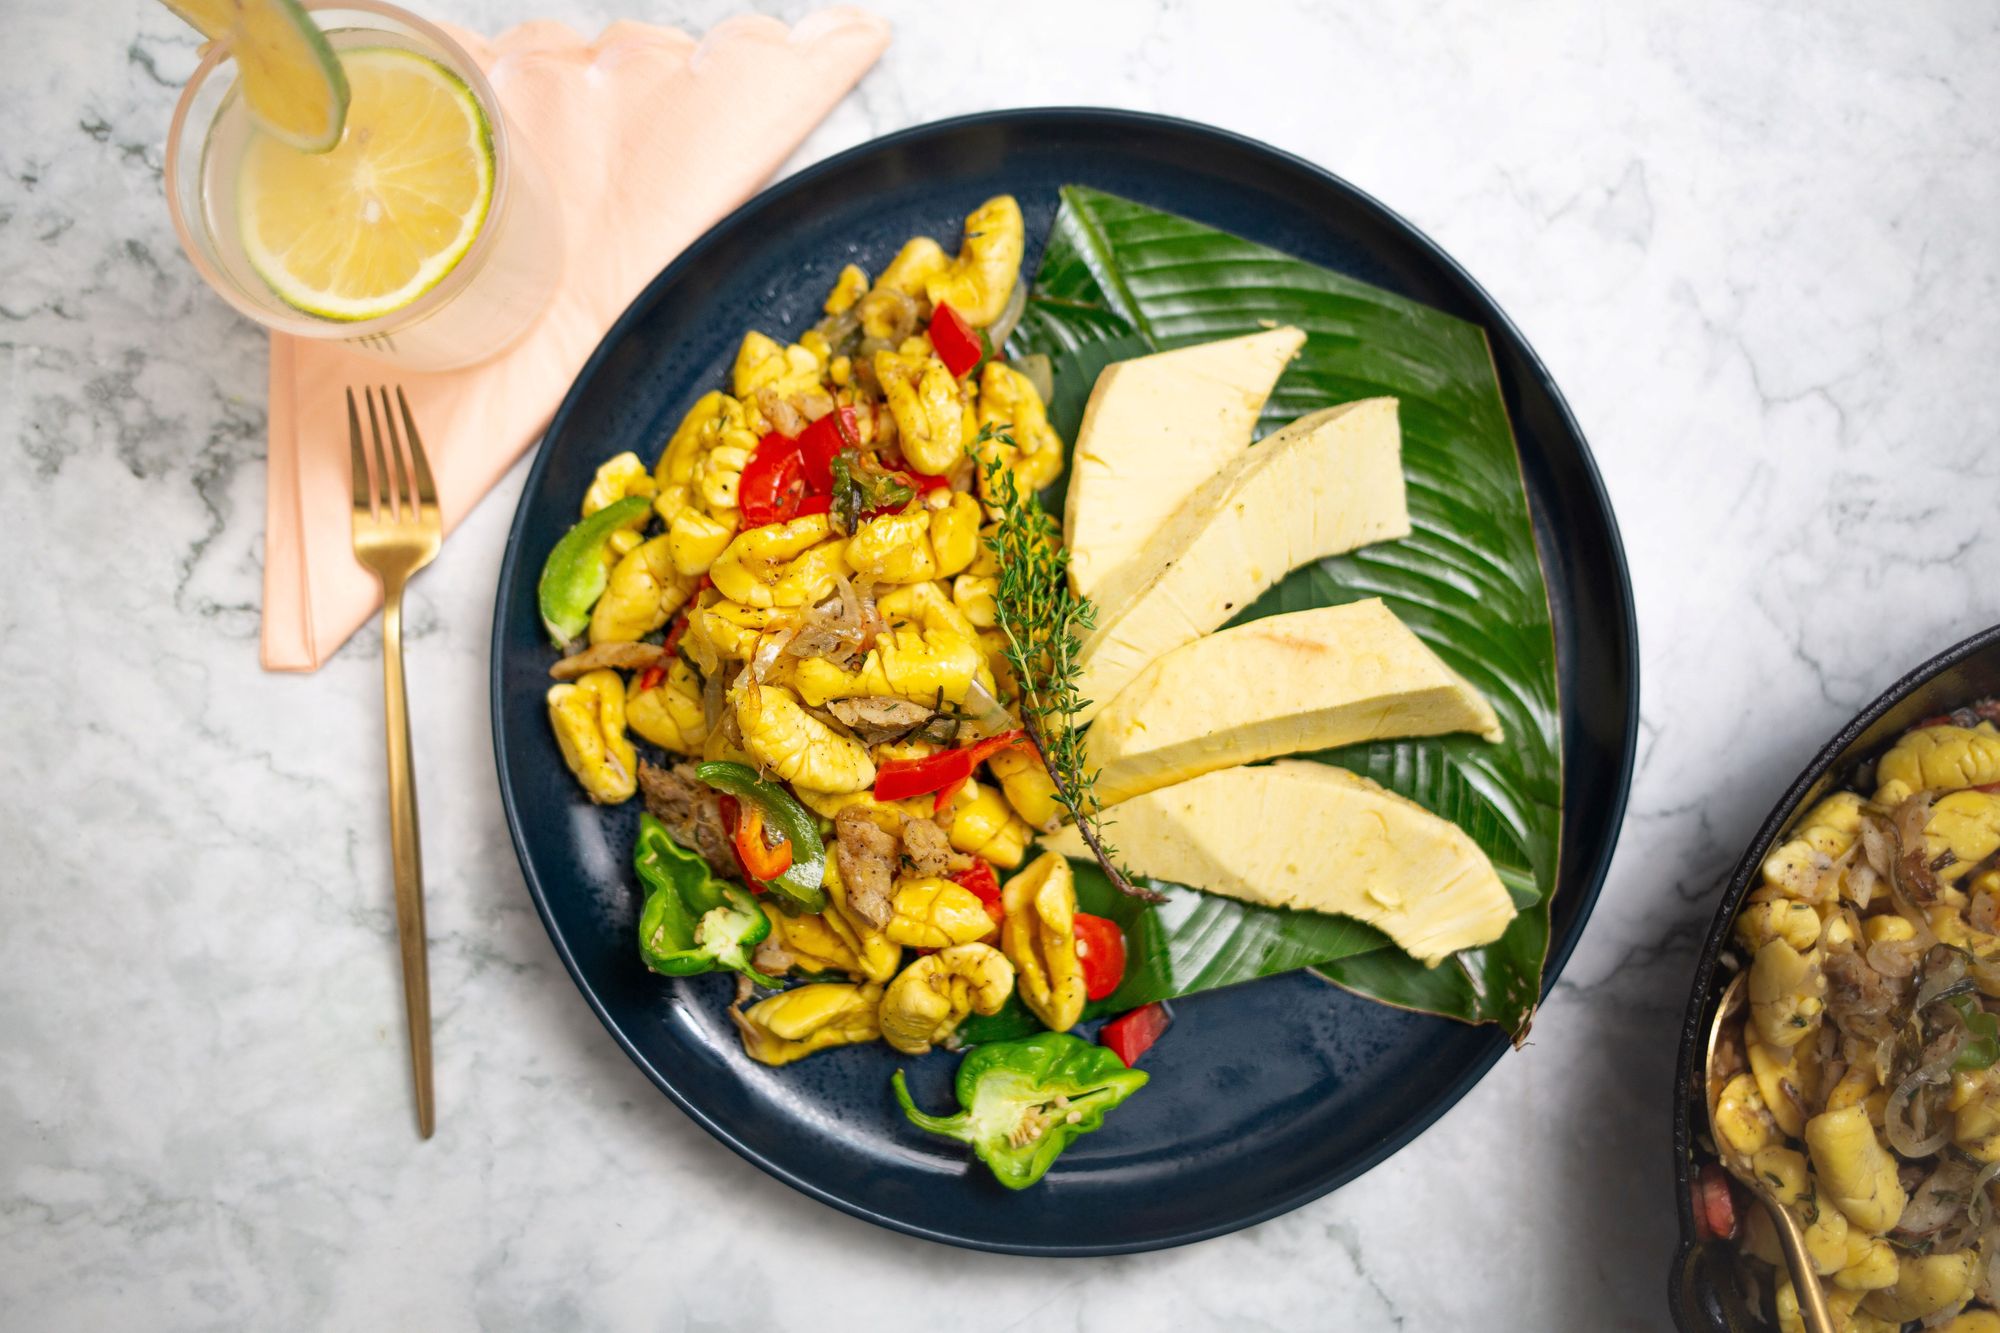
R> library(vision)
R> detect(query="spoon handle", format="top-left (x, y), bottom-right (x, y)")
top-left (1762, 1192), bottom-right (1835, 1333)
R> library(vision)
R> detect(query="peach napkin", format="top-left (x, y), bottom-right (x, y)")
top-left (260, 9), bottom-right (891, 670)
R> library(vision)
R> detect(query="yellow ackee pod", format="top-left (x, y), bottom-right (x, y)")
top-left (1002, 851), bottom-right (1086, 1033)
top-left (547, 669), bottom-right (636, 804)
top-left (625, 659), bottom-right (706, 756)
top-left (732, 982), bottom-right (882, 1067)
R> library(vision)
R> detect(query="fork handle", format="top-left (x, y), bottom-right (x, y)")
top-left (380, 582), bottom-right (435, 1139)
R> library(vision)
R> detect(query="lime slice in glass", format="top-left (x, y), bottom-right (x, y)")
top-left (236, 46), bottom-right (495, 322)
top-left (164, 0), bottom-right (350, 152)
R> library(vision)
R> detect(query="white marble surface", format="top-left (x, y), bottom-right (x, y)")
top-left (4, 0), bottom-right (1997, 1327)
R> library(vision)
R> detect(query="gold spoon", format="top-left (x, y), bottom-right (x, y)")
top-left (1704, 972), bottom-right (1835, 1333)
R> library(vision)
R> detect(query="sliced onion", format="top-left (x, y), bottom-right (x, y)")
top-left (1885, 1023), bottom-right (1967, 1158)
top-left (1825, 944), bottom-right (1901, 1041)
top-left (1861, 813), bottom-right (1898, 879)
top-left (1895, 792), bottom-right (1944, 905)
top-left (831, 574), bottom-right (863, 632)
top-left (786, 624), bottom-right (851, 663)
top-left (1847, 861), bottom-right (1880, 910)
top-left (1886, 831), bottom-right (1944, 945)
top-left (750, 628), bottom-right (797, 684)
top-left (1971, 1157), bottom-right (2000, 1232)
top-left (1916, 948), bottom-right (1974, 1011)
top-left (1876, 1032), bottom-right (1901, 1087)
top-left (719, 668), bottom-right (751, 750)
top-left (1979, 1218), bottom-right (2000, 1309)
top-left (1014, 352), bottom-right (1054, 406)
top-left (1885, 1087), bottom-right (1956, 1158)
top-left (794, 388), bottom-right (836, 423)
top-left (812, 304), bottom-right (861, 353)
top-left (984, 277), bottom-right (1028, 352)
top-left (852, 576), bottom-right (888, 650)
top-left (1901, 1156), bottom-right (1979, 1236)
top-left (1868, 937), bottom-right (1922, 979)
top-left (957, 674), bottom-right (1020, 739)
top-left (787, 593), bottom-right (859, 663)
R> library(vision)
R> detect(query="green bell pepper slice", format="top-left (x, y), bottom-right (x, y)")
top-left (537, 494), bottom-right (652, 646)
top-left (634, 814), bottom-right (777, 986)
top-left (693, 761), bottom-right (827, 913)
top-left (891, 1031), bottom-right (1148, 1189)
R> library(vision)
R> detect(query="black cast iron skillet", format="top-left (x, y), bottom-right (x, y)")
top-left (1670, 623), bottom-right (2000, 1329)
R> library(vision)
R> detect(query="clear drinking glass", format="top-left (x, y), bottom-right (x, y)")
top-left (164, 0), bottom-right (562, 372)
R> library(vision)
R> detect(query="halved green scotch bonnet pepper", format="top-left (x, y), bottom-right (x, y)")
top-left (893, 1032), bottom-right (1148, 1189)
top-left (634, 814), bottom-right (776, 986)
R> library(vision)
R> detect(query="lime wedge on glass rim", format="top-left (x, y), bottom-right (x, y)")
top-left (163, 0), bottom-right (350, 152)
top-left (233, 46), bottom-right (495, 321)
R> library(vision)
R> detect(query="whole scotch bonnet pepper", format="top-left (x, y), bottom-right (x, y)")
top-left (537, 494), bottom-right (652, 646)
top-left (694, 761), bottom-right (827, 912)
top-left (633, 814), bottom-right (776, 986)
top-left (892, 1031), bottom-right (1148, 1189)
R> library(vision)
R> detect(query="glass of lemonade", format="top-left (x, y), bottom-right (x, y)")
top-left (165, 0), bottom-right (561, 372)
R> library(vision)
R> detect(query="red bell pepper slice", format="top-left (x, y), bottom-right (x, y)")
top-left (928, 301), bottom-right (985, 378)
top-left (1692, 1163), bottom-right (1737, 1241)
top-left (797, 406), bottom-right (859, 492)
top-left (638, 613), bottom-right (691, 693)
top-left (873, 730), bottom-right (1028, 804)
top-left (1072, 913), bottom-right (1127, 1001)
top-left (662, 612), bottom-right (690, 659)
top-left (715, 794), bottom-right (757, 888)
top-left (950, 859), bottom-right (1004, 929)
top-left (875, 749), bottom-right (965, 803)
top-left (1099, 1002), bottom-right (1171, 1067)
top-left (901, 470), bottom-right (952, 494)
top-left (733, 803), bottom-right (794, 883)
top-left (932, 776), bottom-right (968, 816)
top-left (965, 730), bottom-right (1031, 767)
top-left (739, 431), bottom-right (808, 527)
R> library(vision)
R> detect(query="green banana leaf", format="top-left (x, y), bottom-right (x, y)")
top-left (999, 186), bottom-right (1563, 1042)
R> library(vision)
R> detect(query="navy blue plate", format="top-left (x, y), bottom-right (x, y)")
top-left (491, 110), bottom-right (1638, 1255)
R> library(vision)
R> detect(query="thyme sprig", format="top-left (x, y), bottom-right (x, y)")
top-left (976, 431), bottom-right (1163, 904)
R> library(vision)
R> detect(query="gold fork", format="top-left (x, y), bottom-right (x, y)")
top-left (348, 385), bottom-right (442, 1140)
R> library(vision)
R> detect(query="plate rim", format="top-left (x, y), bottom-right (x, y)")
top-left (488, 106), bottom-right (1640, 1255)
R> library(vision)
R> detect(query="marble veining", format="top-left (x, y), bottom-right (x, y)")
top-left (3, 1), bottom-right (1997, 1328)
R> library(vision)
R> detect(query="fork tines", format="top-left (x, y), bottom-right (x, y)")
top-left (347, 386), bottom-right (440, 522)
